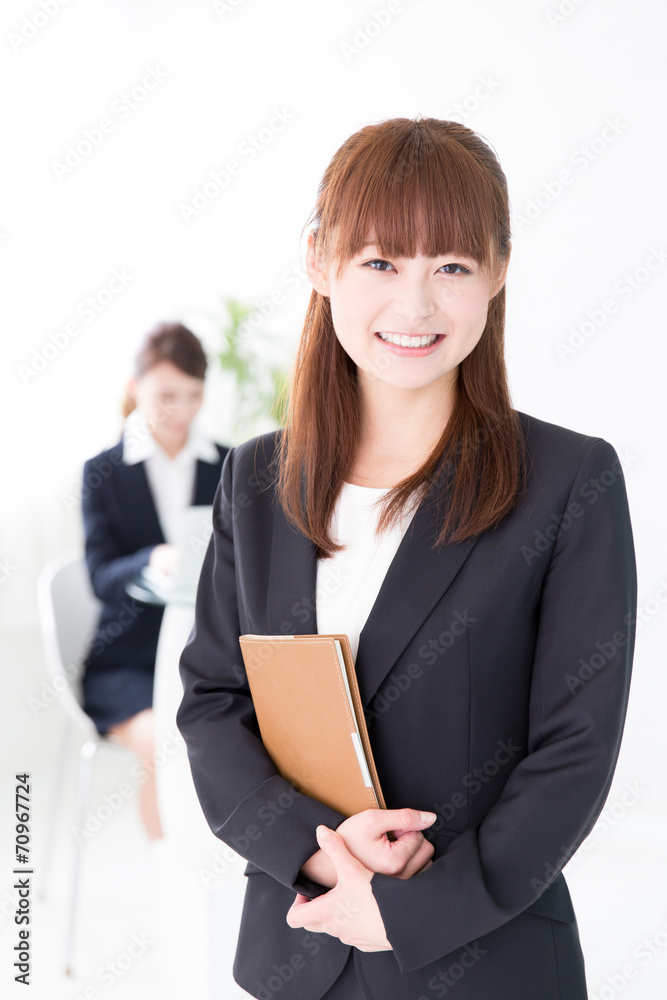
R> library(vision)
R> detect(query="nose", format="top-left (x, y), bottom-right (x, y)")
top-left (395, 274), bottom-right (437, 324)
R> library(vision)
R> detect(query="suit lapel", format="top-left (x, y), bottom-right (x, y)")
top-left (267, 503), bottom-right (320, 635)
top-left (119, 458), bottom-right (165, 544)
top-left (116, 441), bottom-right (224, 546)
top-left (354, 503), bottom-right (480, 708)
top-left (193, 450), bottom-right (225, 505)
top-left (266, 472), bottom-right (482, 710)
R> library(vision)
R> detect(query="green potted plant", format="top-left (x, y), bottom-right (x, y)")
top-left (201, 296), bottom-right (290, 443)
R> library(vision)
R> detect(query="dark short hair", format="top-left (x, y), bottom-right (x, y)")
top-left (121, 321), bottom-right (208, 419)
top-left (134, 321), bottom-right (208, 380)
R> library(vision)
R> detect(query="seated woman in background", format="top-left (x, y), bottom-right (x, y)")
top-left (81, 321), bottom-right (228, 842)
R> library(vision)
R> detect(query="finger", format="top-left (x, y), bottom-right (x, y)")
top-left (408, 858), bottom-right (434, 878)
top-left (285, 900), bottom-right (311, 929)
top-left (377, 834), bottom-right (431, 878)
top-left (413, 831), bottom-right (435, 858)
top-left (379, 829), bottom-right (424, 860)
top-left (316, 825), bottom-right (363, 879)
top-left (285, 888), bottom-right (332, 930)
top-left (369, 808), bottom-right (437, 836)
top-left (385, 829), bottom-right (430, 858)
top-left (397, 840), bottom-right (436, 879)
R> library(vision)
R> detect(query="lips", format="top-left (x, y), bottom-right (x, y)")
top-left (377, 331), bottom-right (440, 348)
top-left (375, 331), bottom-right (444, 355)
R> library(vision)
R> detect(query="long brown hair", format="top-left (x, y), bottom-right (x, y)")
top-left (121, 321), bottom-right (208, 419)
top-left (273, 117), bottom-right (528, 558)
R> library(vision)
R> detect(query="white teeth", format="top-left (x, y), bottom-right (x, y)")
top-left (377, 332), bottom-right (438, 348)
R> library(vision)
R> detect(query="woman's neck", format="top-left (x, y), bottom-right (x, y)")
top-left (347, 375), bottom-right (456, 487)
top-left (152, 430), bottom-right (188, 459)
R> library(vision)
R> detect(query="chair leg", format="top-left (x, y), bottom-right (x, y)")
top-left (39, 718), bottom-right (71, 900)
top-left (65, 739), bottom-right (98, 977)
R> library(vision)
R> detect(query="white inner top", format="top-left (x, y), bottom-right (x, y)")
top-left (121, 406), bottom-right (220, 544)
top-left (315, 482), bottom-right (418, 662)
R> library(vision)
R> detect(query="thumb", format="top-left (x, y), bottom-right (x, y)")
top-left (315, 824), bottom-right (352, 866)
top-left (373, 808), bottom-right (438, 836)
top-left (316, 824), bottom-right (341, 848)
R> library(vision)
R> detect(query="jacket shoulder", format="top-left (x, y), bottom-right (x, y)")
top-left (212, 442), bottom-right (230, 466)
top-left (227, 429), bottom-right (283, 480)
top-left (83, 439), bottom-right (124, 472)
top-left (226, 417), bottom-right (617, 489)
top-left (515, 409), bottom-right (613, 467)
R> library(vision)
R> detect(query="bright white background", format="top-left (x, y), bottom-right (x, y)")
top-left (1, 0), bottom-right (666, 997)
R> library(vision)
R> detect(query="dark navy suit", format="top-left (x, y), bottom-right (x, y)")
top-left (176, 411), bottom-right (637, 999)
top-left (81, 437), bottom-right (227, 734)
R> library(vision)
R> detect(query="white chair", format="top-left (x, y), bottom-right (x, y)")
top-left (36, 548), bottom-right (128, 976)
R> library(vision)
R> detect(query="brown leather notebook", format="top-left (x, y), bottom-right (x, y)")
top-left (238, 633), bottom-right (395, 839)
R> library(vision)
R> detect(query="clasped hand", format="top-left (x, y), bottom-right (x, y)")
top-left (285, 807), bottom-right (436, 951)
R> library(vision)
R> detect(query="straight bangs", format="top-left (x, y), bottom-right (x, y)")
top-left (313, 119), bottom-right (505, 278)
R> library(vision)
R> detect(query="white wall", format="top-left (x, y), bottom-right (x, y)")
top-left (2, 0), bottom-right (665, 632)
top-left (1, 0), bottom-right (666, 995)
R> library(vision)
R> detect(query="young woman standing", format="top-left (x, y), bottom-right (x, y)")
top-left (177, 118), bottom-right (636, 999)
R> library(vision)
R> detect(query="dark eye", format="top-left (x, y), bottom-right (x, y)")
top-left (364, 258), bottom-right (394, 271)
top-left (363, 258), bottom-right (471, 274)
top-left (440, 263), bottom-right (471, 275)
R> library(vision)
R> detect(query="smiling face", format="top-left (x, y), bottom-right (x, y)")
top-left (306, 230), bottom-right (509, 397)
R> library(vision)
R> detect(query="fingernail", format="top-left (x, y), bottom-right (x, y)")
top-left (420, 812), bottom-right (437, 823)
top-left (316, 824), bottom-right (332, 838)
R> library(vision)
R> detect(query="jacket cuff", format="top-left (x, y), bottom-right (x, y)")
top-left (368, 828), bottom-right (515, 975)
top-left (370, 869), bottom-right (440, 974)
top-left (217, 774), bottom-right (348, 894)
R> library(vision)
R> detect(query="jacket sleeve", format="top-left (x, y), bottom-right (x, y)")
top-left (81, 458), bottom-right (157, 605)
top-left (369, 437), bottom-right (638, 974)
top-left (176, 447), bottom-right (348, 898)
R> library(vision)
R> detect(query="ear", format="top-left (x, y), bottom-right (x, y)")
top-left (490, 253), bottom-right (510, 298)
top-left (305, 230), bottom-right (331, 297)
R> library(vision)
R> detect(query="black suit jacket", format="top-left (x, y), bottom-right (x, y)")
top-left (176, 411), bottom-right (637, 1000)
top-left (81, 438), bottom-right (228, 671)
